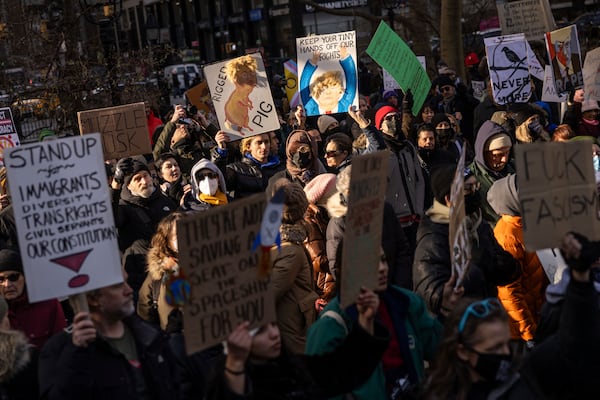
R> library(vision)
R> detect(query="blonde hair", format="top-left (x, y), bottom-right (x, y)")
top-left (225, 55), bottom-right (258, 86)
top-left (240, 134), bottom-right (270, 156)
top-left (310, 71), bottom-right (344, 99)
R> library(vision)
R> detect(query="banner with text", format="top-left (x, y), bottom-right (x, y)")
top-left (296, 30), bottom-right (358, 117)
top-left (496, 0), bottom-right (555, 40)
top-left (583, 47), bottom-right (600, 102)
top-left (180, 194), bottom-right (276, 353)
top-left (485, 33), bottom-right (532, 105)
top-left (366, 22), bottom-right (430, 115)
top-left (515, 141), bottom-right (600, 251)
top-left (340, 151), bottom-right (389, 308)
top-left (545, 25), bottom-right (583, 95)
top-left (0, 107), bottom-right (17, 136)
top-left (4, 134), bottom-right (122, 302)
top-left (204, 53), bottom-right (279, 140)
top-left (78, 102), bottom-right (151, 160)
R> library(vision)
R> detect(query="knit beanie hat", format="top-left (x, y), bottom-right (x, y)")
top-left (431, 113), bottom-right (451, 129)
top-left (486, 133), bottom-right (512, 151)
top-left (510, 103), bottom-right (546, 127)
top-left (582, 99), bottom-right (600, 113)
top-left (375, 105), bottom-right (398, 130)
top-left (383, 89), bottom-right (397, 100)
top-left (317, 115), bottom-right (339, 134)
top-left (124, 159), bottom-right (150, 186)
top-left (304, 173), bottom-right (337, 205)
top-left (436, 76), bottom-right (455, 89)
top-left (430, 163), bottom-right (458, 204)
top-left (0, 249), bottom-right (23, 273)
top-left (271, 179), bottom-right (309, 224)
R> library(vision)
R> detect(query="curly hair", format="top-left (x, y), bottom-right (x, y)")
top-left (310, 71), bottom-right (344, 99)
top-left (147, 211), bottom-right (186, 265)
top-left (225, 55), bottom-right (258, 86)
top-left (422, 297), bottom-right (509, 400)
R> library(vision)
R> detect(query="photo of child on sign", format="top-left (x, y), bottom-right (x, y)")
top-left (296, 31), bottom-right (358, 116)
top-left (204, 53), bottom-right (279, 140)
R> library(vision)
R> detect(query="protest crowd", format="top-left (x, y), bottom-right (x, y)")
top-left (1, 20), bottom-right (600, 400)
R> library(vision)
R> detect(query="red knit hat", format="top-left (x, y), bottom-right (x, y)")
top-left (375, 105), bottom-right (398, 130)
top-left (465, 52), bottom-right (479, 67)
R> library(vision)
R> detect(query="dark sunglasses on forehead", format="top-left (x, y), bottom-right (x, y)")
top-left (197, 172), bottom-right (219, 180)
top-left (0, 272), bottom-right (21, 284)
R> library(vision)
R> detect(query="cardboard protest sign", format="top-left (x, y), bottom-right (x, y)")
top-left (4, 134), bottom-right (122, 302)
top-left (449, 149), bottom-right (471, 288)
top-left (203, 53), bottom-right (279, 140)
top-left (340, 151), bottom-right (389, 308)
top-left (78, 102), bottom-right (151, 160)
top-left (0, 133), bottom-right (20, 167)
top-left (180, 194), bottom-right (276, 354)
top-left (296, 30), bottom-right (358, 117)
top-left (536, 248), bottom-right (568, 284)
top-left (471, 80), bottom-right (487, 102)
top-left (496, 0), bottom-right (555, 40)
top-left (0, 107), bottom-right (17, 136)
top-left (583, 47), bottom-right (600, 102)
top-left (526, 41), bottom-right (545, 81)
top-left (485, 33), bottom-right (532, 104)
top-left (185, 81), bottom-right (214, 117)
top-left (542, 65), bottom-right (568, 103)
top-left (366, 22), bottom-right (431, 116)
top-left (515, 141), bottom-right (600, 251)
top-left (283, 59), bottom-right (300, 108)
top-left (545, 25), bottom-right (583, 95)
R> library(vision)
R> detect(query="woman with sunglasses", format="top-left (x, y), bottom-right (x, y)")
top-left (181, 158), bottom-right (229, 212)
top-left (422, 232), bottom-right (600, 400)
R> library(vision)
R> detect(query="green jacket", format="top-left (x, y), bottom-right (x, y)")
top-left (305, 286), bottom-right (442, 399)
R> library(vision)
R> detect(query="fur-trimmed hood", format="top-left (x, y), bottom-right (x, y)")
top-left (280, 222), bottom-right (307, 244)
top-left (0, 329), bottom-right (31, 383)
top-left (325, 190), bottom-right (347, 218)
top-left (189, 158), bottom-right (227, 200)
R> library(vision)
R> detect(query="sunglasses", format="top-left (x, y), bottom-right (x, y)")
top-left (197, 172), bottom-right (218, 180)
top-left (384, 114), bottom-right (399, 121)
top-left (0, 272), bottom-right (21, 284)
top-left (325, 150), bottom-right (341, 158)
top-left (440, 86), bottom-right (454, 93)
top-left (458, 298), bottom-right (503, 333)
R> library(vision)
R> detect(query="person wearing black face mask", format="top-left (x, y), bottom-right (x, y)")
top-left (266, 130), bottom-right (327, 193)
top-left (423, 232), bottom-right (600, 400)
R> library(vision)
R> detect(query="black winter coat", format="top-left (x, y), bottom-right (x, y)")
top-left (39, 315), bottom-right (183, 400)
top-left (215, 155), bottom-right (284, 200)
top-left (412, 212), bottom-right (519, 316)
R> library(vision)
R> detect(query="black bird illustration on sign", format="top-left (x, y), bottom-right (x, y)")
top-left (501, 47), bottom-right (521, 64)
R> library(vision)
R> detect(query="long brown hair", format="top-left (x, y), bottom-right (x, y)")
top-left (147, 211), bottom-right (186, 264)
top-left (422, 297), bottom-right (509, 400)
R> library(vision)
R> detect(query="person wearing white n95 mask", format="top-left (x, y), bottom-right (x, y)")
top-left (181, 158), bottom-right (229, 212)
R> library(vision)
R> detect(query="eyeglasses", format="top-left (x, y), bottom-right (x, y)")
top-left (440, 86), bottom-right (454, 93)
top-left (458, 298), bottom-right (503, 333)
top-left (324, 150), bottom-right (341, 158)
top-left (0, 272), bottom-right (21, 284)
top-left (196, 172), bottom-right (218, 180)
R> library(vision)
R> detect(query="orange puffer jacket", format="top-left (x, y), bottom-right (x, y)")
top-left (494, 215), bottom-right (549, 341)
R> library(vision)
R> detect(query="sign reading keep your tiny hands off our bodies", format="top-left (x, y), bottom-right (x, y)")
top-left (204, 52), bottom-right (279, 140)
top-left (4, 134), bottom-right (123, 302)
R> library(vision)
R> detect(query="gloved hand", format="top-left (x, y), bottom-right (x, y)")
top-left (560, 232), bottom-right (600, 272)
top-left (527, 118), bottom-right (543, 138)
top-left (402, 89), bottom-right (414, 113)
top-left (114, 157), bottom-right (134, 184)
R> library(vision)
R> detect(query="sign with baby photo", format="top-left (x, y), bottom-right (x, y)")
top-left (485, 33), bottom-right (532, 105)
top-left (4, 134), bottom-right (123, 302)
top-left (203, 53), bottom-right (279, 140)
top-left (296, 30), bottom-right (359, 117)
